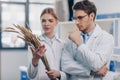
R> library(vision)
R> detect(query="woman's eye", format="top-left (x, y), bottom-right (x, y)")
top-left (49, 19), bottom-right (54, 22)
top-left (41, 19), bottom-right (54, 23)
top-left (41, 19), bottom-right (46, 22)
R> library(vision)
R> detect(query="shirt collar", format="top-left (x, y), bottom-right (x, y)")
top-left (81, 28), bottom-right (94, 37)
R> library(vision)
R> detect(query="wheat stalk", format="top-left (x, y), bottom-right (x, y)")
top-left (3, 24), bottom-right (51, 71)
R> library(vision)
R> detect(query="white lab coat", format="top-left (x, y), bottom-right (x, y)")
top-left (27, 34), bottom-right (67, 80)
top-left (61, 24), bottom-right (114, 80)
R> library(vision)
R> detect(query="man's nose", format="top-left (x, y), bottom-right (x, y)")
top-left (75, 20), bottom-right (79, 25)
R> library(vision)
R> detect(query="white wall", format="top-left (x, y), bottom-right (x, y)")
top-left (0, 50), bottom-right (28, 80)
top-left (74, 0), bottom-right (120, 14)
top-left (93, 0), bottom-right (120, 14)
top-left (55, 0), bottom-right (69, 21)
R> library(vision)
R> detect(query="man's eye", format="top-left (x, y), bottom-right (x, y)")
top-left (73, 17), bottom-right (77, 20)
top-left (73, 16), bottom-right (82, 20)
top-left (77, 16), bottom-right (83, 19)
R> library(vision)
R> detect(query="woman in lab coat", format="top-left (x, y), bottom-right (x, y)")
top-left (27, 8), bottom-right (67, 80)
top-left (61, 1), bottom-right (114, 80)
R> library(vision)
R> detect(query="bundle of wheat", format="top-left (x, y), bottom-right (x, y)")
top-left (4, 24), bottom-right (50, 71)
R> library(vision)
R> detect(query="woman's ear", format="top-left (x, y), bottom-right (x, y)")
top-left (56, 20), bottom-right (59, 24)
top-left (55, 20), bottom-right (59, 27)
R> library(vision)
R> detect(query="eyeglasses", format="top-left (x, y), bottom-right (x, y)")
top-left (73, 15), bottom-right (87, 21)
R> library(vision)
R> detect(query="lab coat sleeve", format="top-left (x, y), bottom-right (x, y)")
top-left (76, 34), bottom-right (114, 71)
top-left (27, 46), bottom-right (38, 79)
top-left (28, 63), bottom-right (38, 79)
top-left (59, 71), bottom-right (67, 80)
top-left (61, 41), bottom-right (91, 76)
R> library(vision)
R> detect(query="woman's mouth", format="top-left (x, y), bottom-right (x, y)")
top-left (44, 27), bottom-right (50, 31)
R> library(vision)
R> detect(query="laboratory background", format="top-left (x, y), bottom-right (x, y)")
top-left (0, 0), bottom-right (120, 80)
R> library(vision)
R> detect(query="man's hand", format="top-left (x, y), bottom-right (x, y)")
top-left (69, 30), bottom-right (82, 45)
top-left (96, 63), bottom-right (108, 77)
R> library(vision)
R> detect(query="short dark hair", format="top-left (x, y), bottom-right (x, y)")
top-left (73, 1), bottom-right (97, 20)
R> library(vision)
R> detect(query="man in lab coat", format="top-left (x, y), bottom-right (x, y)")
top-left (61, 1), bottom-right (114, 80)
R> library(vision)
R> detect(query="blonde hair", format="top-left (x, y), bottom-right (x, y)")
top-left (40, 8), bottom-right (58, 20)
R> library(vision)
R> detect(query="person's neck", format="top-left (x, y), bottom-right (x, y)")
top-left (83, 23), bottom-right (95, 34)
top-left (45, 32), bottom-right (55, 39)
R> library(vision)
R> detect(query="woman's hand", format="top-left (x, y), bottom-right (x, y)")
top-left (46, 69), bottom-right (61, 79)
top-left (30, 45), bottom-right (46, 66)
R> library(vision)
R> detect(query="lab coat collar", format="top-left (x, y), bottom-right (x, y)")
top-left (39, 34), bottom-right (62, 43)
top-left (90, 23), bottom-right (102, 38)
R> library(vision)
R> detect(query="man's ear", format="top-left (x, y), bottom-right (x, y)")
top-left (89, 12), bottom-right (95, 21)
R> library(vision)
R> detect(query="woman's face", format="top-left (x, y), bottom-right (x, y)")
top-left (41, 13), bottom-right (58, 34)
